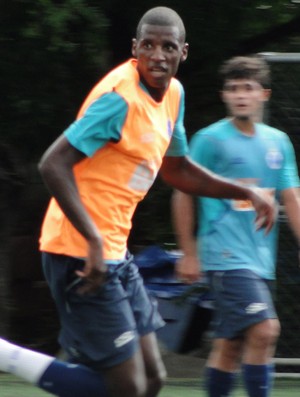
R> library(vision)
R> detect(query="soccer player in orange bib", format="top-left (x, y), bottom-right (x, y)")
top-left (0, 9), bottom-right (275, 397)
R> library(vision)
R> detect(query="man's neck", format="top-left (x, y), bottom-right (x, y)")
top-left (232, 117), bottom-right (255, 136)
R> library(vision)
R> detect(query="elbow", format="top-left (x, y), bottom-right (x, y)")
top-left (160, 156), bottom-right (187, 189)
top-left (160, 170), bottom-right (176, 187)
top-left (38, 155), bottom-right (49, 179)
top-left (38, 153), bottom-right (58, 184)
top-left (38, 156), bottom-right (45, 175)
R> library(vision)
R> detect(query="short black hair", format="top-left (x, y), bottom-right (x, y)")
top-left (136, 7), bottom-right (186, 42)
top-left (219, 56), bottom-right (271, 88)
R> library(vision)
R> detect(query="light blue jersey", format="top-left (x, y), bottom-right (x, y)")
top-left (190, 118), bottom-right (300, 279)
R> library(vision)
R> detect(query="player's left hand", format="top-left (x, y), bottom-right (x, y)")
top-left (249, 187), bottom-right (278, 234)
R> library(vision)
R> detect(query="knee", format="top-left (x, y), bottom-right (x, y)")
top-left (271, 319), bottom-right (281, 341)
top-left (208, 339), bottom-right (243, 371)
top-left (117, 376), bottom-right (147, 397)
top-left (263, 319), bottom-right (280, 344)
top-left (149, 365), bottom-right (167, 392)
top-left (249, 319), bottom-right (281, 347)
top-left (217, 347), bottom-right (241, 365)
top-left (129, 368), bottom-right (166, 397)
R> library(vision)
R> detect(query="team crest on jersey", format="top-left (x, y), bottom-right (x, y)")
top-left (265, 148), bottom-right (283, 169)
top-left (167, 120), bottom-right (173, 137)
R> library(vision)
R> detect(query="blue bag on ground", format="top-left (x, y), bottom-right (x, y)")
top-left (134, 246), bottom-right (214, 354)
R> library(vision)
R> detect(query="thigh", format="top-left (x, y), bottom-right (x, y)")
top-left (120, 261), bottom-right (165, 336)
top-left (43, 253), bottom-right (139, 370)
top-left (103, 348), bottom-right (147, 397)
top-left (140, 332), bottom-right (166, 380)
top-left (209, 270), bottom-right (277, 339)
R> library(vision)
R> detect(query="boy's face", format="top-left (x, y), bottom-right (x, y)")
top-left (221, 79), bottom-right (270, 121)
top-left (132, 24), bottom-right (188, 100)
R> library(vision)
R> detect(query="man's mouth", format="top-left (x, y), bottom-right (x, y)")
top-left (149, 65), bottom-right (167, 74)
top-left (236, 104), bottom-right (248, 111)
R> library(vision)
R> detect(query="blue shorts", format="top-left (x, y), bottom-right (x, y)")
top-left (208, 269), bottom-right (277, 339)
top-left (42, 252), bottom-right (164, 370)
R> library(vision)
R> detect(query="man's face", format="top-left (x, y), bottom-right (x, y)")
top-left (132, 24), bottom-right (188, 100)
top-left (221, 79), bottom-right (270, 121)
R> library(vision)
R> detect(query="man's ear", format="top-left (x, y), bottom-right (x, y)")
top-left (262, 88), bottom-right (271, 102)
top-left (131, 38), bottom-right (137, 58)
top-left (180, 43), bottom-right (189, 62)
top-left (220, 90), bottom-right (225, 103)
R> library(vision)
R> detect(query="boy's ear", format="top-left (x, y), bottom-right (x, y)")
top-left (262, 88), bottom-right (271, 102)
top-left (220, 90), bottom-right (225, 103)
top-left (131, 38), bottom-right (137, 58)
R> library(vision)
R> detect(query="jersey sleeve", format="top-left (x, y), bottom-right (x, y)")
top-left (278, 134), bottom-right (300, 191)
top-left (64, 92), bottom-right (128, 157)
top-left (165, 83), bottom-right (188, 156)
top-left (189, 130), bottom-right (219, 171)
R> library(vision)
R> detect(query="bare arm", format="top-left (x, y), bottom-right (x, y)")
top-left (282, 187), bottom-right (300, 245)
top-left (38, 134), bottom-right (106, 292)
top-left (171, 190), bottom-right (201, 283)
top-left (161, 156), bottom-right (275, 232)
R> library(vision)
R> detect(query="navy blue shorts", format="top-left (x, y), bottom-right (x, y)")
top-left (42, 252), bottom-right (164, 370)
top-left (208, 269), bottom-right (277, 339)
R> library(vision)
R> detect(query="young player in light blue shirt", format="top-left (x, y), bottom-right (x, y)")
top-left (172, 56), bottom-right (300, 397)
top-left (191, 117), bottom-right (298, 280)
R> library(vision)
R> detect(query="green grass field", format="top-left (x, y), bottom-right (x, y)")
top-left (1, 374), bottom-right (300, 397)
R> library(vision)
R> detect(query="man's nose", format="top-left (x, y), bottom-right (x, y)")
top-left (235, 86), bottom-right (249, 95)
top-left (151, 46), bottom-right (165, 60)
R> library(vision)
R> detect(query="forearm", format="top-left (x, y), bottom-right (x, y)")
top-left (161, 156), bottom-right (252, 200)
top-left (282, 188), bottom-right (300, 245)
top-left (171, 190), bottom-right (198, 256)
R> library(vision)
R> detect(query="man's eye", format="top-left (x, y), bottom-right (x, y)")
top-left (165, 45), bottom-right (176, 52)
top-left (143, 43), bottom-right (152, 49)
top-left (225, 86), bottom-right (236, 92)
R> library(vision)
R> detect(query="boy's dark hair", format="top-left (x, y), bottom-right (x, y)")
top-left (136, 7), bottom-right (186, 42)
top-left (219, 56), bottom-right (271, 88)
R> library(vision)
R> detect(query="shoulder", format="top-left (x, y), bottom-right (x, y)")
top-left (170, 77), bottom-right (184, 93)
top-left (192, 118), bottom-right (231, 142)
top-left (77, 60), bottom-right (139, 117)
top-left (100, 59), bottom-right (138, 91)
top-left (256, 123), bottom-right (291, 143)
top-left (256, 123), bottom-right (286, 137)
top-left (167, 78), bottom-right (185, 105)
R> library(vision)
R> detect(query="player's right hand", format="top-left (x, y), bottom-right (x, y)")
top-left (75, 238), bottom-right (107, 294)
top-left (248, 187), bottom-right (277, 234)
top-left (175, 255), bottom-right (202, 284)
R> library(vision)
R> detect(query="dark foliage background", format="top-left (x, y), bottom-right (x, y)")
top-left (0, 0), bottom-right (300, 356)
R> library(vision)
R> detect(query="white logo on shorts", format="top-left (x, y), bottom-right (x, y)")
top-left (245, 303), bottom-right (268, 314)
top-left (114, 331), bottom-right (135, 348)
